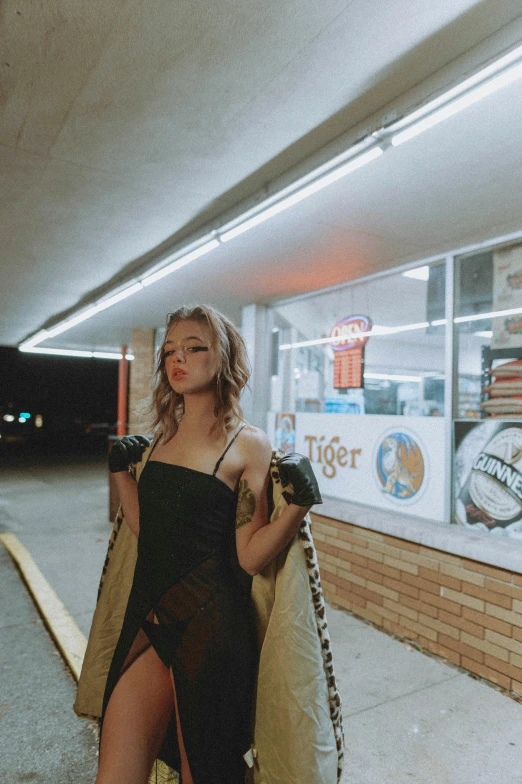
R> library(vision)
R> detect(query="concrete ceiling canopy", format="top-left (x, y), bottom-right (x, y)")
top-left (2, 0), bottom-right (522, 353)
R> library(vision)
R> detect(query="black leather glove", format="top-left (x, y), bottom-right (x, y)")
top-left (275, 452), bottom-right (322, 506)
top-left (108, 435), bottom-right (151, 473)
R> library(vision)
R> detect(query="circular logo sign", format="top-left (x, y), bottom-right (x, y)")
top-left (374, 430), bottom-right (426, 504)
top-left (468, 427), bottom-right (522, 524)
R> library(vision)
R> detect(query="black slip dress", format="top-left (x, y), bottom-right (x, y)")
top-left (100, 424), bottom-right (258, 784)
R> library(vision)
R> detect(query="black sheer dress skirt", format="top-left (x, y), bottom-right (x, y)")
top-left (99, 431), bottom-right (257, 784)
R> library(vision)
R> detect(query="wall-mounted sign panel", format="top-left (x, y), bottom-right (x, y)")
top-left (454, 420), bottom-right (522, 536)
top-left (330, 315), bottom-right (371, 389)
top-left (268, 412), bottom-right (446, 522)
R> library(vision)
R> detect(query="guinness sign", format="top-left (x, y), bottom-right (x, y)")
top-left (454, 422), bottom-right (522, 532)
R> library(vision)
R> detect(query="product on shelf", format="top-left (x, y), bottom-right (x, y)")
top-left (483, 377), bottom-right (522, 396)
top-left (489, 359), bottom-right (522, 377)
top-left (482, 358), bottom-right (522, 417)
top-left (480, 395), bottom-right (522, 414)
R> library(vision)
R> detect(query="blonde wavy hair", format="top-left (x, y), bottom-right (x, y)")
top-left (147, 305), bottom-right (251, 443)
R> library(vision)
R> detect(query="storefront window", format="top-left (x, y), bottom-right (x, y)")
top-left (455, 243), bottom-right (522, 419)
top-left (270, 260), bottom-right (446, 417)
top-left (452, 243), bottom-right (522, 536)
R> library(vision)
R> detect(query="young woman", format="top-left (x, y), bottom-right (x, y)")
top-left (94, 304), bottom-right (322, 784)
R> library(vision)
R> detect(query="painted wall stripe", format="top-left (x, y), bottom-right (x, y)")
top-left (0, 533), bottom-right (87, 681)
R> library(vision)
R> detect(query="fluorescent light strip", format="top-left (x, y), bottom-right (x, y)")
top-left (141, 239), bottom-right (220, 286)
top-left (45, 306), bottom-right (101, 339)
top-left (220, 147), bottom-right (383, 242)
top-left (391, 44), bottom-right (522, 147)
top-left (364, 372), bottom-right (421, 382)
top-left (19, 347), bottom-right (134, 360)
top-left (372, 321), bottom-right (429, 335)
top-left (92, 352), bottom-right (135, 360)
top-left (454, 306), bottom-right (522, 323)
top-left (19, 44), bottom-right (522, 356)
top-left (19, 329), bottom-right (51, 351)
top-left (391, 42), bottom-right (522, 134)
top-left (279, 321), bottom-right (429, 350)
top-left (20, 240), bottom-right (220, 350)
top-left (96, 282), bottom-right (144, 312)
top-left (20, 283), bottom-right (145, 349)
top-left (280, 335), bottom-right (358, 350)
top-left (280, 306), bottom-right (522, 352)
top-left (20, 347), bottom-right (97, 358)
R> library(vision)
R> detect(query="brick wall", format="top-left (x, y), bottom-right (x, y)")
top-left (311, 511), bottom-right (522, 697)
top-left (128, 328), bottom-right (156, 434)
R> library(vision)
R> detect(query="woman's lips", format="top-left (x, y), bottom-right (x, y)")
top-left (172, 371), bottom-right (187, 379)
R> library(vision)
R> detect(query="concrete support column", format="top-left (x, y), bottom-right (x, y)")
top-left (240, 304), bottom-right (270, 430)
top-left (128, 328), bottom-right (156, 435)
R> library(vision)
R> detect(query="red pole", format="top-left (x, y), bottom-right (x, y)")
top-left (116, 345), bottom-right (128, 436)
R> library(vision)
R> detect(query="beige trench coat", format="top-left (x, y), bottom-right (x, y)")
top-left (74, 445), bottom-right (344, 784)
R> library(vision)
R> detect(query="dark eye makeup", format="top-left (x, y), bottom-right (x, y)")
top-left (162, 346), bottom-right (209, 358)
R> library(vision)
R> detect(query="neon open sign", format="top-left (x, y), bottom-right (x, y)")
top-left (329, 315), bottom-right (372, 351)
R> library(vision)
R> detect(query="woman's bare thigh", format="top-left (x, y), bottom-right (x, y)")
top-left (95, 643), bottom-right (174, 784)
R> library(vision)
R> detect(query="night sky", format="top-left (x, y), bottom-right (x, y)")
top-left (0, 346), bottom-right (118, 451)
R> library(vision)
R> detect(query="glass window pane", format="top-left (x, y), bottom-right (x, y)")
top-left (455, 243), bottom-right (522, 420)
top-left (269, 261), bottom-right (446, 416)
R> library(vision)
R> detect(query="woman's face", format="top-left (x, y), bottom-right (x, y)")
top-left (163, 318), bottom-right (219, 395)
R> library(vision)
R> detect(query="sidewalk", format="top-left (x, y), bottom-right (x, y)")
top-left (1, 453), bottom-right (522, 784)
top-left (0, 545), bottom-right (98, 783)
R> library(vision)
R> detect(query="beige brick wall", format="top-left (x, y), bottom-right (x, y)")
top-left (127, 328), bottom-right (156, 435)
top-left (312, 511), bottom-right (522, 696)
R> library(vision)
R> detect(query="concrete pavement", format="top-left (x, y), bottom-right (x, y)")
top-left (0, 545), bottom-right (98, 783)
top-left (1, 451), bottom-right (522, 784)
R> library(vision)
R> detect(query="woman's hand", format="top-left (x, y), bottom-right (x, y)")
top-left (109, 435), bottom-right (150, 537)
top-left (235, 432), bottom-right (320, 576)
top-left (109, 435), bottom-right (151, 473)
top-left (275, 452), bottom-right (323, 506)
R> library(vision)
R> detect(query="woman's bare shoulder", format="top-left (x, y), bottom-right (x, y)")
top-left (239, 423), bottom-right (273, 460)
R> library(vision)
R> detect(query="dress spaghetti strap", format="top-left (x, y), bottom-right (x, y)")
top-left (213, 424), bottom-right (247, 476)
top-left (148, 433), bottom-right (162, 459)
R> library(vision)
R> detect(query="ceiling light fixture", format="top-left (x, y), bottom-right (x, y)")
top-left (19, 241), bottom-right (219, 352)
top-left (19, 283), bottom-right (145, 350)
top-left (44, 306), bottom-right (101, 339)
top-left (19, 43), bottom-right (522, 359)
top-left (95, 282), bottom-right (144, 312)
top-left (402, 266), bottom-right (430, 281)
top-left (220, 146), bottom-right (384, 243)
top-left (141, 238), bottom-right (220, 286)
top-left (454, 305), bottom-right (522, 323)
top-left (19, 346), bottom-right (135, 359)
top-left (279, 321), bottom-right (429, 350)
top-left (18, 329), bottom-right (51, 351)
top-left (279, 306), bottom-right (522, 352)
top-left (371, 321), bottom-right (429, 335)
top-left (390, 43), bottom-right (522, 146)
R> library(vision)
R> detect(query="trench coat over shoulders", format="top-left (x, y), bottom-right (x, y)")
top-left (74, 443), bottom-right (345, 784)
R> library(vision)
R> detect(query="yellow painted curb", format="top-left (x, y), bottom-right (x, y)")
top-left (0, 532), bottom-right (87, 682)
